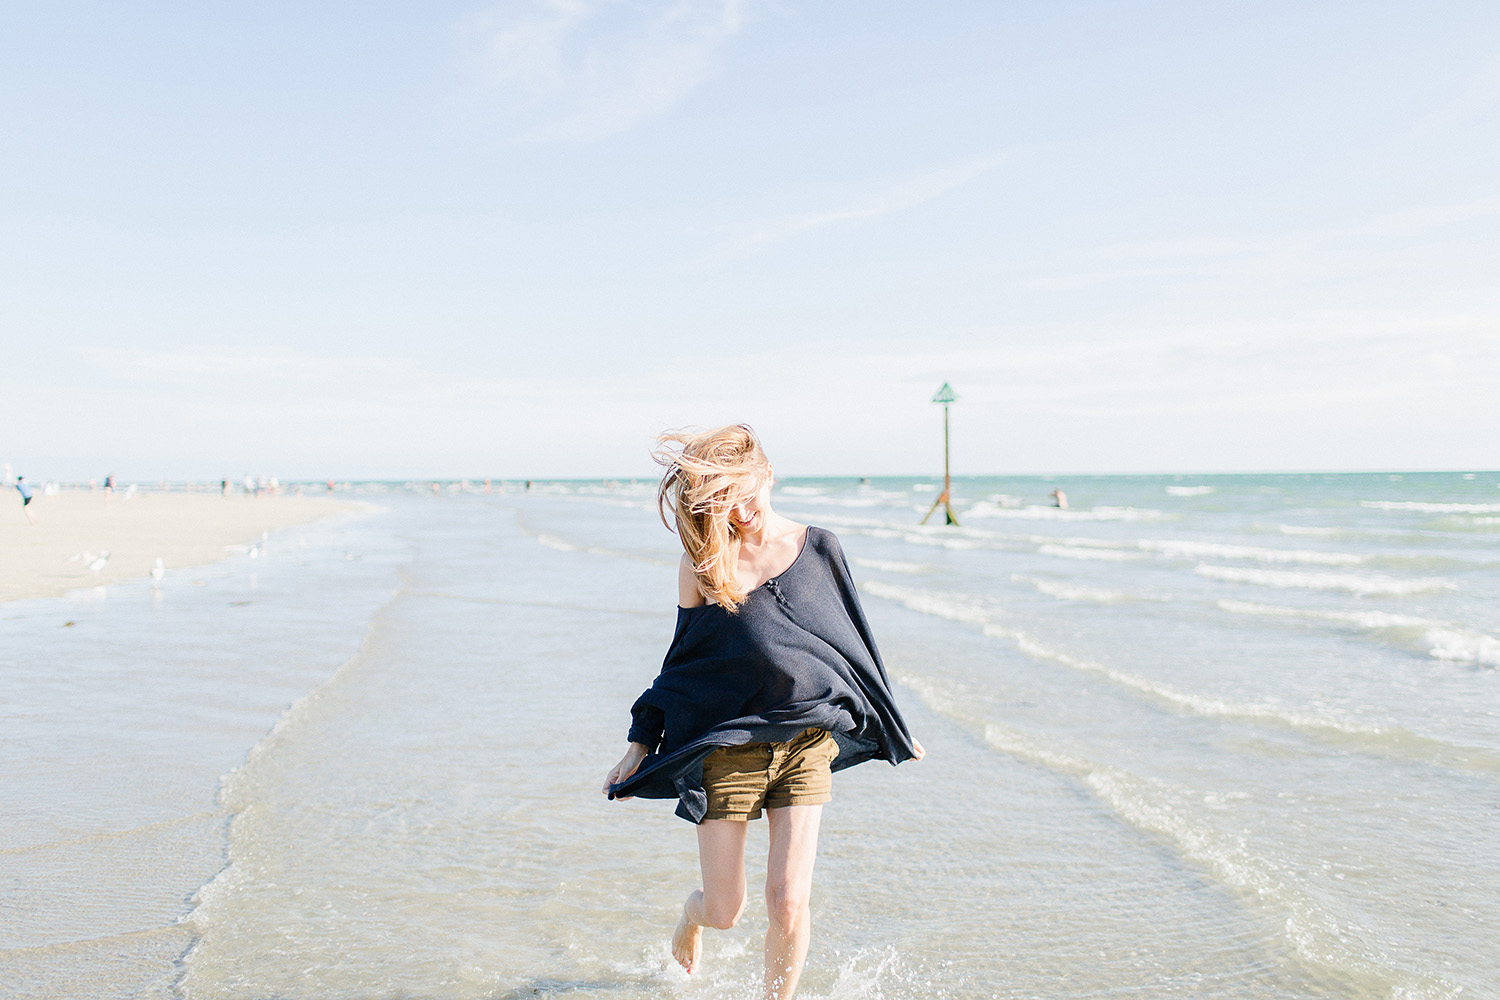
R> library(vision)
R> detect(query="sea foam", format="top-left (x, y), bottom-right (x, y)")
top-left (964, 502), bottom-right (1168, 522)
top-left (1011, 574), bottom-right (1138, 603)
top-left (1138, 539), bottom-right (1364, 566)
top-left (1195, 564), bottom-right (1456, 596)
top-left (1362, 501), bottom-right (1500, 514)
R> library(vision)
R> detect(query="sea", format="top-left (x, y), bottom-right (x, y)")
top-left (3, 471), bottom-right (1498, 1000)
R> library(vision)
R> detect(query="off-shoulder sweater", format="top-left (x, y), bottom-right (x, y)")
top-left (608, 526), bottom-right (918, 823)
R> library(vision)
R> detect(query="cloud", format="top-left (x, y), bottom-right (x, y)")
top-left (1409, 45), bottom-right (1500, 137)
top-left (707, 151), bottom-right (1017, 261)
top-left (464, 0), bottom-right (752, 143)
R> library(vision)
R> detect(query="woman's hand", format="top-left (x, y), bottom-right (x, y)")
top-left (911, 738), bottom-right (925, 761)
top-left (603, 742), bottom-right (650, 799)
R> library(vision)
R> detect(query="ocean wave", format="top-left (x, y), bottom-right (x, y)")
top-left (863, 581), bottom-right (995, 628)
top-left (1217, 601), bottom-right (1499, 670)
top-left (776, 486), bottom-right (828, 496)
top-left (971, 722), bottom-right (1451, 998)
top-left (863, 527), bottom-right (987, 551)
top-left (1424, 628), bottom-right (1500, 668)
top-left (852, 557), bottom-right (927, 574)
top-left (1011, 574), bottom-right (1138, 603)
top-left (1037, 544), bottom-right (1147, 562)
top-left (530, 532), bottom-right (674, 566)
top-left (1195, 564), bottom-right (1457, 596)
top-left (964, 502), bottom-right (1168, 522)
top-left (1216, 600), bottom-right (1439, 630)
top-left (1279, 525), bottom-right (1342, 536)
top-left (869, 582), bottom-right (1389, 739)
top-left (536, 534), bottom-right (580, 552)
top-left (1362, 500), bottom-right (1500, 514)
top-left (775, 494), bottom-right (890, 508)
top-left (1139, 539), bottom-right (1364, 566)
top-left (898, 671), bottom-right (1474, 997)
top-left (1165, 485), bottom-right (1215, 496)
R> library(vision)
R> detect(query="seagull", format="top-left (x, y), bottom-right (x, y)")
top-left (151, 557), bottom-right (165, 587)
top-left (88, 550), bottom-right (110, 576)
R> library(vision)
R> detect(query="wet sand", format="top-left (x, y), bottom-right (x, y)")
top-left (1, 490), bottom-right (356, 602)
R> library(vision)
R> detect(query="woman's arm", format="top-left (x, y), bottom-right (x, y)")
top-left (603, 741), bottom-right (651, 798)
top-left (678, 553), bottom-right (706, 608)
top-left (607, 558), bottom-right (703, 800)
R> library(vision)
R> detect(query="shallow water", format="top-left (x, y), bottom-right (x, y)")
top-left (4, 473), bottom-right (1498, 999)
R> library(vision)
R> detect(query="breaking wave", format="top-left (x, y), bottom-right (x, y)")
top-left (1363, 501), bottom-right (1500, 514)
top-left (1194, 564), bottom-right (1456, 596)
top-left (964, 502), bottom-right (1168, 522)
top-left (1011, 574), bottom-right (1140, 604)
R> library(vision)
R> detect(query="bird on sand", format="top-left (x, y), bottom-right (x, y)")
top-left (87, 550), bottom-right (110, 576)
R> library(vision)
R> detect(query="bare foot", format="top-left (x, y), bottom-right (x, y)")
top-left (671, 908), bottom-right (703, 974)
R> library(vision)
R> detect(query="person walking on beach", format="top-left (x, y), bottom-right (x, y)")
top-left (603, 425), bottom-right (923, 1000)
top-left (15, 475), bottom-right (36, 524)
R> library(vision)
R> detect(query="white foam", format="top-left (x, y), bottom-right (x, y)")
top-left (1027, 534), bottom-right (1122, 548)
top-left (1011, 574), bottom-right (1136, 603)
top-left (862, 580), bottom-right (993, 627)
top-left (776, 485), bottom-right (828, 496)
top-left (1216, 600), bottom-right (1439, 629)
top-left (776, 493), bottom-right (888, 508)
top-left (863, 527), bottom-right (986, 551)
top-left (1195, 564), bottom-right (1457, 596)
top-left (1424, 628), bottom-right (1500, 668)
top-left (1038, 544), bottom-right (1147, 562)
top-left (1138, 539), bottom-right (1365, 566)
top-left (973, 722), bottom-right (1421, 996)
top-left (1362, 500), bottom-right (1500, 514)
top-left (964, 502), bottom-right (1168, 522)
top-left (536, 534), bottom-right (579, 552)
top-left (852, 557), bottom-right (926, 574)
top-left (1475, 517), bottom-right (1500, 525)
top-left (1279, 525), bottom-right (1342, 536)
top-left (869, 581), bottom-right (1385, 739)
top-left (1165, 485), bottom-right (1215, 496)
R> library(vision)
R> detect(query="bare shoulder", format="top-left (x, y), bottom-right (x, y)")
top-left (677, 553), bottom-right (706, 608)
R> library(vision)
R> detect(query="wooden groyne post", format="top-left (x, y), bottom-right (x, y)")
top-left (920, 382), bottom-right (959, 526)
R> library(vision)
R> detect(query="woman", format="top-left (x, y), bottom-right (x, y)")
top-left (603, 425), bottom-right (923, 1000)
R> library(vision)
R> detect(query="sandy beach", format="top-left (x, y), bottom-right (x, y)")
top-left (0, 490), bottom-right (356, 603)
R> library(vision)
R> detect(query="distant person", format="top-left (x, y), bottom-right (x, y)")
top-left (1050, 488), bottom-right (1068, 509)
top-left (221, 479), bottom-right (229, 495)
top-left (16, 475), bottom-right (35, 524)
top-left (326, 480), bottom-right (335, 494)
top-left (104, 473), bottom-right (114, 506)
top-left (604, 424), bottom-right (923, 1000)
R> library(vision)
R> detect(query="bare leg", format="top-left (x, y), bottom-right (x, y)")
top-left (673, 819), bottom-right (749, 974)
top-left (762, 804), bottom-right (823, 1000)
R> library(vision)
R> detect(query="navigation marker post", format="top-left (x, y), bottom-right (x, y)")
top-left (920, 382), bottom-right (960, 526)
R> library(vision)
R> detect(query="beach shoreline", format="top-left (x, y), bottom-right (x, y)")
top-left (1, 491), bottom-right (359, 603)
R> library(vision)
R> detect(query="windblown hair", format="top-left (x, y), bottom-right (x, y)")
top-left (654, 424), bottom-right (771, 613)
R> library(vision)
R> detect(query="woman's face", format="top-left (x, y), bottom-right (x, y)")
top-left (728, 468), bottom-right (773, 535)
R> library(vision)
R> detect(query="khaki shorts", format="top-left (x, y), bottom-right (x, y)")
top-left (701, 728), bottom-right (839, 821)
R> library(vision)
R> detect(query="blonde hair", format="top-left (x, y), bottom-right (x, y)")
top-left (654, 424), bottom-right (771, 613)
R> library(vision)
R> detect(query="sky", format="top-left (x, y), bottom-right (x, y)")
top-left (2, 1), bottom-right (1497, 481)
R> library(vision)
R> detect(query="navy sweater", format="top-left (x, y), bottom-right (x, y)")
top-left (609, 526), bottom-right (918, 822)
